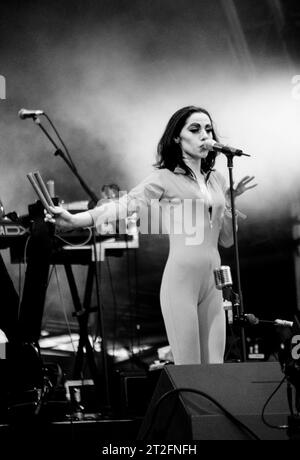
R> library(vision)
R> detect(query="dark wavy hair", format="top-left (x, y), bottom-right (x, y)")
top-left (154, 106), bottom-right (218, 177)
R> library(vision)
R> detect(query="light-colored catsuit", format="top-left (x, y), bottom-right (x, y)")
top-left (89, 167), bottom-right (237, 365)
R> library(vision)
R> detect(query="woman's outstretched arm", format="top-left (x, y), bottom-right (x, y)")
top-left (44, 207), bottom-right (93, 229)
top-left (45, 170), bottom-right (166, 232)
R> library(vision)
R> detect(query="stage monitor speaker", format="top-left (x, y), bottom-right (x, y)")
top-left (138, 362), bottom-right (290, 440)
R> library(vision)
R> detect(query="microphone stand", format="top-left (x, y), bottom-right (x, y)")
top-left (32, 116), bottom-right (112, 415)
top-left (224, 150), bottom-right (250, 362)
top-left (222, 284), bottom-right (293, 328)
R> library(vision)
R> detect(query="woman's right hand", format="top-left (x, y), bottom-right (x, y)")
top-left (44, 205), bottom-right (76, 230)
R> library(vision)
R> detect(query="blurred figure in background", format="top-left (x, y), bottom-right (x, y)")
top-left (99, 183), bottom-right (120, 203)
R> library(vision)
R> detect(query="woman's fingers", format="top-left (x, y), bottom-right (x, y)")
top-left (237, 176), bottom-right (257, 189)
top-left (44, 214), bottom-right (56, 223)
top-left (44, 206), bottom-right (74, 230)
top-left (44, 206), bottom-right (61, 223)
top-left (230, 175), bottom-right (258, 197)
top-left (245, 183), bottom-right (258, 190)
top-left (49, 205), bottom-right (64, 215)
top-left (238, 175), bottom-right (254, 186)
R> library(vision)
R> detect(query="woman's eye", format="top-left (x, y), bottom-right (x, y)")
top-left (189, 126), bottom-right (212, 133)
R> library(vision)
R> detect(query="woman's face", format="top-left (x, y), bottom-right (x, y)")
top-left (176, 112), bottom-right (213, 159)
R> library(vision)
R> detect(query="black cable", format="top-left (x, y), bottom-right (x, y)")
top-left (287, 381), bottom-right (294, 416)
top-left (17, 234), bottom-right (31, 320)
top-left (140, 387), bottom-right (261, 441)
top-left (106, 253), bottom-right (138, 360)
top-left (125, 243), bottom-right (135, 355)
top-left (18, 261), bottom-right (22, 299)
top-left (261, 375), bottom-right (288, 430)
top-left (133, 245), bottom-right (140, 352)
top-left (53, 265), bottom-right (77, 355)
top-left (54, 227), bottom-right (92, 246)
top-left (106, 256), bottom-right (118, 359)
top-left (39, 264), bottom-right (56, 333)
top-left (46, 264), bottom-right (55, 288)
top-left (91, 253), bottom-right (103, 349)
top-left (224, 322), bottom-right (241, 362)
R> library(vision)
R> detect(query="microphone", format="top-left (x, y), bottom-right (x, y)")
top-left (241, 316), bottom-right (293, 328)
top-left (214, 265), bottom-right (234, 303)
top-left (213, 266), bottom-right (294, 328)
top-left (274, 319), bottom-right (293, 328)
top-left (204, 139), bottom-right (249, 157)
top-left (242, 313), bottom-right (260, 326)
top-left (18, 108), bottom-right (44, 119)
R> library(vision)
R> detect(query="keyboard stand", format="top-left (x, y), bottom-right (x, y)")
top-left (63, 262), bottom-right (103, 396)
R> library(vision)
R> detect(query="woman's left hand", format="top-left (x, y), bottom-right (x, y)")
top-left (225, 175), bottom-right (257, 202)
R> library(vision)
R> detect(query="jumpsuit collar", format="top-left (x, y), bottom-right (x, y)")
top-left (173, 166), bottom-right (214, 183)
top-left (173, 165), bottom-right (214, 226)
top-left (173, 166), bottom-right (188, 175)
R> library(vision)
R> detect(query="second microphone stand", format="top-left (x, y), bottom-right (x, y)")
top-left (33, 116), bottom-right (112, 414)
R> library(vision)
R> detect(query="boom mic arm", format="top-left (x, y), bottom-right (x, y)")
top-left (238, 315), bottom-right (293, 328)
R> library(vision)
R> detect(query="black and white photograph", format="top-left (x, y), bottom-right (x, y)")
top-left (0, 0), bottom-right (300, 452)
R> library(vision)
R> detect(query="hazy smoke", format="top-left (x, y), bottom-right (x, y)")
top-left (1, 1), bottom-right (298, 217)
